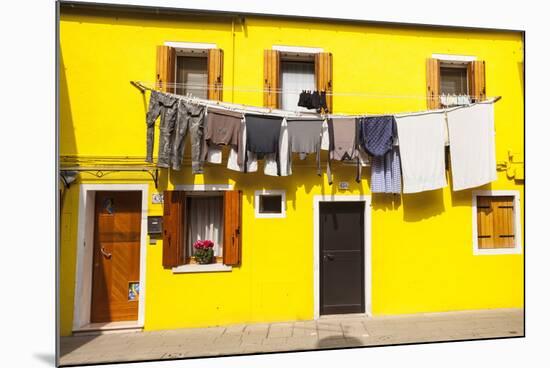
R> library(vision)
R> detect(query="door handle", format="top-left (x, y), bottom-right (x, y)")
top-left (324, 254), bottom-right (335, 261)
top-left (100, 247), bottom-right (112, 259)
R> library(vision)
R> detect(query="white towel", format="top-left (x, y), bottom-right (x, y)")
top-left (395, 113), bottom-right (447, 193)
top-left (205, 147), bottom-right (223, 164)
top-left (320, 119), bottom-right (330, 150)
top-left (447, 103), bottom-right (497, 191)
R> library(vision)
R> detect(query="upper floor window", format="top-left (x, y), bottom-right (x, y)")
top-left (175, 52), bottom-right (208, 99)
top-left (156, 42), bottom-right (224, 100)
top-left (280, 58), bottom-right (316, 111)
top-left (426, 54), bottom-right (486, 109)
top-left (264, 46), bottom-right (333, 112)
top-left (440, 66), bottom-right (468, 95)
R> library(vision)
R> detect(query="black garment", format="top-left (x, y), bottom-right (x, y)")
top-left (311, 91), bottom-right (320, 109)
top-left (298, 91), bottom-right (308, 108)
top-left (320, 91), bottom-right (328, 112)
top-left (244, 114), bottom-right (284, 175)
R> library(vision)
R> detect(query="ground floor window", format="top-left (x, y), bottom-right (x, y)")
top-left (186, 195), bottom-right (224, 259)
top-left (472, 190), bottom-right (522, 255)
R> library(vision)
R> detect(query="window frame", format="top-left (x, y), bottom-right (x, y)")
top-left (471, 190), bottom-right (522, 255)
top-left (431, 54), bottom-right (476, 107)
top-left (255, 190), bottom-right (286, 218)
top-left (170, 184), bottom-right (236, 273)
top-left (164, 41), bottom-right (217, 97)
top-left (184, 192), bottom-right (225, 263)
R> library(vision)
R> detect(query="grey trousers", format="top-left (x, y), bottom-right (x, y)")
top-left (171, 100), bottom-right (206, 173)
top-left (145, 91), bottom-right (178, 167)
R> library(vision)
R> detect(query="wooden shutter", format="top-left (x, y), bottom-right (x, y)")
top-left (476, 196), bottom-right (515, 249)
top-left (208, 48), bottom-right (224, 101)
top-left (426, 58), bottom-right (440, 109)
top-left (468, 60), bottom-right (486, 102)
top-left (493, 196), bottom-right (515, 248)
top-left (315, 52), bottom-right (333, 112)
top-left (264, 50), bottom-right (280, 109)
top-left (162, 191), bottom-right (187, 268)
top-left (156, 45), bottom-right (176, 93)
top-left (223, 190), bottom-right (242, 265)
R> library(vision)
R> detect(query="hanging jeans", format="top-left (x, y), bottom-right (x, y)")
top-left (171, 101), bottom-right (206, 173)
top-left (145, 91), bottom-right (178, 167)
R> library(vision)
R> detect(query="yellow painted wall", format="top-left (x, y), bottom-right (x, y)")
top-left (59, 6), bottom-right (524, 336)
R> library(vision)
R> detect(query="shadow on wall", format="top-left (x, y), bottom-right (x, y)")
top-left (59, 49), bottom-right (78, 156)
top-left (401, 189), bottom-right (445, 222)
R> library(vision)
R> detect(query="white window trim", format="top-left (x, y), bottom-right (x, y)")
top-left (171, 184), bottom-right (233, 273)
top-left (272, 45), bottom-right (324, 54)
top-left (255, 190), bottom-right (286, 218)
top-left (472, 190), bottom-right (522, 256)
top-left (172, 263), bottom-right (232, 273)
top-left (432, 53), bottom-right (477, 63)
top-left (164, 41), bottom-right (217, 50)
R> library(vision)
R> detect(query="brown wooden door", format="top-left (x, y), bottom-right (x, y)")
top-left (91, 191), bottom-right (142, 323)
top-left (320, 202), bottom-right (365, 315)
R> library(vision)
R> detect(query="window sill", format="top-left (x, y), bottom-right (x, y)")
top-left (171, 263), bottom-right (232, 273)
top-left (473, 247), bottom-right (522, 256)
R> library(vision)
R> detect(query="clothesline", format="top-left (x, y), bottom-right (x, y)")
top-left (131, 80), bottom-right (502, 119)
top-left (141, 80), bottom-right (499, 195)
top-left (134, 81), bottom-right (498, 100)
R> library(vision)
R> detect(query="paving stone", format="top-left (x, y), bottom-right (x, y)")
top-left (267, 322), bottom-right (294, 338)
top-left (58, 308), bottom-right (524, 363)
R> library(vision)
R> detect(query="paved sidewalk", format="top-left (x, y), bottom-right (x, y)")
top-left (59, 308), bottom-right (523, 366)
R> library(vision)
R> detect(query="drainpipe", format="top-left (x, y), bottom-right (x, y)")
top-left (232, 16), bottom-right (236, 103)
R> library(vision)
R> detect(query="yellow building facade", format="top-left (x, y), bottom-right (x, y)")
top-left (59, 4), bottom-right (524, 336)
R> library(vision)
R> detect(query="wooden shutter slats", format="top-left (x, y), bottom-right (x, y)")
top-left (156, 45), bottom-right (176, 93)
top-left (468, 60), bottom-right (486, 102)
top-left (223, 190), bottom-right (242, 265)
top-left (315, 52), bottom-right (333, 112)
top-left (476, 196), bottom-right (515, 249)
top-left (426, 58), bottom-right (440, 109)
top-left (208, 48), bottom-right (224, 101)
top-left (162, 191), bottom-right (187, 268)
top-left (263, 50), bottom-right (280, 109)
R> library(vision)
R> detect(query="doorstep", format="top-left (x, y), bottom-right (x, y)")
top-left (73, 321), bottom-right (143, 336)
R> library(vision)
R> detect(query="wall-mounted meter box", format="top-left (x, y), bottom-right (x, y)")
top-left (147, 216), bottom-right (163, 235)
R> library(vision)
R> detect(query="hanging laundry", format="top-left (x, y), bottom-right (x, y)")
top-left (446, 103), bottom-right (497, 191)
top-left (297, 90), bottom-right (329, 113)
top-left (327, 118), bottom-right (361, 184)
top-left (226, 119), bottom-right (258, 172)
top-left (319, 91), bottom-right (328, 113)
top-left (264, 118), bottom-right (291, 176)
top-left (320, 119), bottom-right (330, 150)
top-left (145, 90), bottom-right (179, 168)
top-left (244, 114), bottom-right (284, 175)
top-left (371, 147), bottom-right (401, 194)
top-left (395, 113), bottom-right (447, 193)
top-left (286, 118), bottom-right (324, 175)
top-left (359, 115), bottom-right (401, 194)
top-left (171, 100), bottom-right (206, 173)
top-left (201, 108), bottom-right (243, 164)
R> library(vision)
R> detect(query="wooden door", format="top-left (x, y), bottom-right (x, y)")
top-left (91, 191), bottom-right (142, 322)
top-left (320, 202), bottom-right (365, 315)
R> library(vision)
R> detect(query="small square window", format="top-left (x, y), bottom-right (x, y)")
top-left (260, 195), bottom-right (282, 213)
top-left (255, 190), bottom-right (286, 218)
top-left (472, 191), bottom-right (522, 255)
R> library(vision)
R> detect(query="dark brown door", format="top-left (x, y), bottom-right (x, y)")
top-left (91, 191), bottom-right (142, 322)
top-left (320, 201), bottom-right (365, 315)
